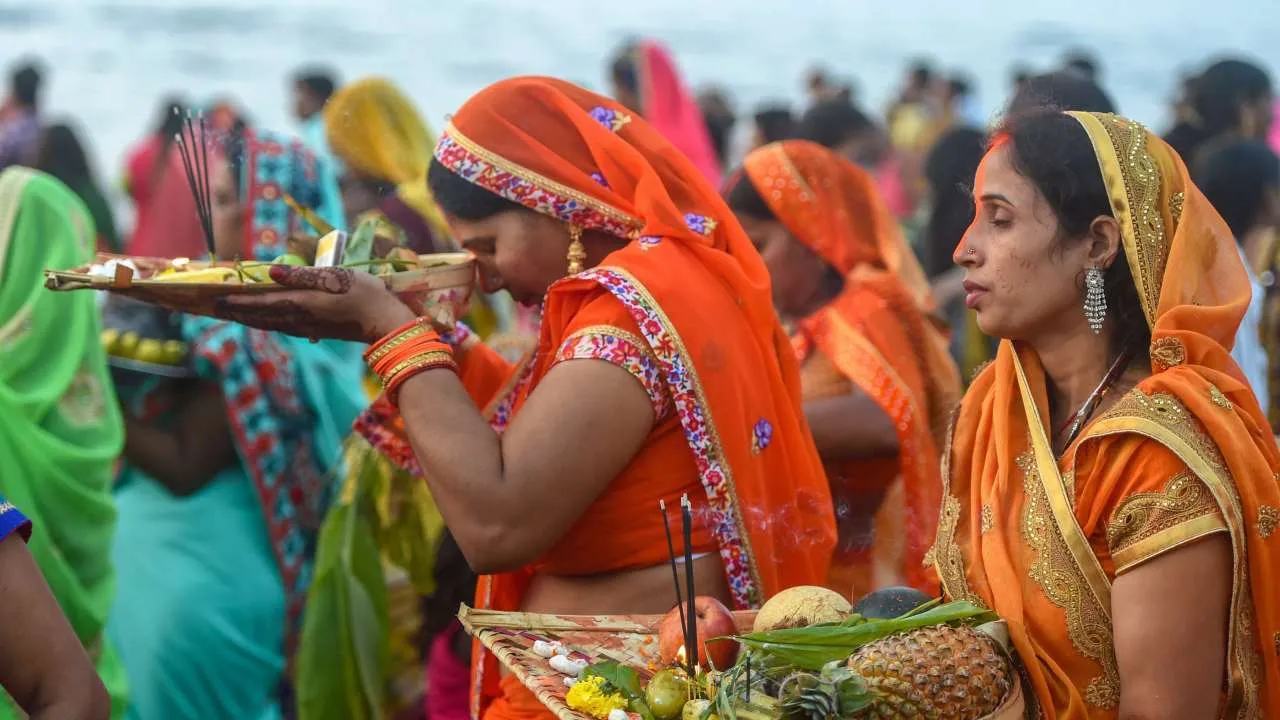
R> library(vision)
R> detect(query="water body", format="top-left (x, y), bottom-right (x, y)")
top-left (0, 0), bottom-right (1274, 221)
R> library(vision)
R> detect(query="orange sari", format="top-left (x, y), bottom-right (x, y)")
top-left (743, 141), bottom-right (959, 597)
top-left (359, 77), bottom-right (835, 720)
top-left (930, 112), bottom-right (1280, 717)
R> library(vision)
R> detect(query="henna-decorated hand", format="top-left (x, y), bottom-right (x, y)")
top-left (212, 265), bottom-right (418, 343)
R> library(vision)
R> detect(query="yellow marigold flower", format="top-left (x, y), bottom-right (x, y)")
top-left (565, 675), bottom-right (628, 719)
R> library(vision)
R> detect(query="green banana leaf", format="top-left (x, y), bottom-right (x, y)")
top-left (734, 600), bottom-right (995, 670)
top-left (296, 478), bottom-right (391, 720)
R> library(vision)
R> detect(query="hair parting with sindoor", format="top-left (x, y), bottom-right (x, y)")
top-left (995, 108), bottom-right (1150, 358)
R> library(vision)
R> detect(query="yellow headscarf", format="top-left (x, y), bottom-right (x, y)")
top-left (323, 77), bottom-right (450, 239)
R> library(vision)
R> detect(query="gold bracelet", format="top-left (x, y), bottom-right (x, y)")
top-left (366, 323), bottom-right (433, 366)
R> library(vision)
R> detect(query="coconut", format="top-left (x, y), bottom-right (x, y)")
top-left (752, 585), bottom-right (851, 632)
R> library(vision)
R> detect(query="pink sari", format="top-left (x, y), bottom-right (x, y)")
top-left (1269, 99), bottom-right (1280, 156)
top-left (635, 40), bottom-right (723, 187)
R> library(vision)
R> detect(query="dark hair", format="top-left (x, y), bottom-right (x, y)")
top-left (294, 69), bottom-right (337, 105)
top-left (1007, 72), bottom-right (1116, 115)
top-left (922, 126), bottom-right (986, 278)
top-left (1167, 59), bottom-right (1273, 163)
top-left (1011, 64), bottom-right (1032, 88)
top-left (725, 171), bottom-right (776, 221)
top-left (611, 45), bottom-right (639, 97)
top-left (997, 109), bottom-right (1149, 355)
top-left (947, 76), bottom-right (973, 99)
top-left (1062, 50), bottom-right (1100, 80)
top-left (797, 100), bottom-right (874, 150)
top-left (1194, 59), bottom-right (1272, 135)
top-left (11, 61), bottom-right (41, 107)
top-left (427, 159), bottom-right (526, 221)
top-left (36, 122), bottom-right (93, 188)
top-left (698, 88), bottom-right (736, 168)
top-left (155, 95), bottom-right (188, 137)
top-left (1197, 139), bottom-right (1280, 239)
top-left (421, 530), bottom-right (478, 656)
top-left (754, 106), bottom-right (796, 144)
top-left (909, 61), bottom-right (934, 87)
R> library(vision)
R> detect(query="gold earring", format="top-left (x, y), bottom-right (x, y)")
top-left (566, 224), bottom-right (586, 275)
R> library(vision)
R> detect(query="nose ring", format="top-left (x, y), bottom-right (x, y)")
top-left (966, 247), bottom-right (976, 256)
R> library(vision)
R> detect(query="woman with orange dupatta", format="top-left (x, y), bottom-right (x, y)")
top-left (726, 140), bottom-right (959, 599)
top-left (610, 40), bottom-right (724, 186)
top-left (930, 107), bottom-right (1280, 718)
top-left (212, 76), bottom-right (836, 720)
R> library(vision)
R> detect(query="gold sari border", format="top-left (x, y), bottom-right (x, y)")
top-left (1112, 513), bottom-right (1228, 575)
top-left (1084, 412), bottom-right (1258, 715)
top-left (1067, 111), bottom-right (1156, 329)
top-left (1012, 352), bottom-right (1114, 612)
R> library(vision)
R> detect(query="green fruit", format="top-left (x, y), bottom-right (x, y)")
top-left (273, 253), bottom-right (308, 266)
top-left (645, 670), bottom-right (690, 720)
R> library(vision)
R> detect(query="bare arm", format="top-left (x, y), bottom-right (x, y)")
top-left (0, 536), bottom-right (110, 720)
top-left (805, 389), bottom-right (899, 461)
top-left (122, 382), bottom-right (237, 496)
top-left (398, 357), bottom-right (655, 574)
top-left (1112, 534), bottom-right (1231, 720)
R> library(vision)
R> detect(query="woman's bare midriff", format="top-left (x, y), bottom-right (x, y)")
top-left (520, 554), bottom-right (732, 616)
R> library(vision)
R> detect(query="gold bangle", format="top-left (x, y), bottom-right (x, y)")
top-left (381, 350), bottom-right (455, 384)
top-left (366, 323), bottom-right (433, 366)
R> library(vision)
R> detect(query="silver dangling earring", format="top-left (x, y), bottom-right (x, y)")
top-left (1084, 266), bottom-right (1106, 335)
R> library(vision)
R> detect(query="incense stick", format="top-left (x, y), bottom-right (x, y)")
top-left (175, 111), bottom-right (216, 258)
top-left (681, 493), bottom-right (697, 672)
top-left (659, 499), bottom-right (688, 660)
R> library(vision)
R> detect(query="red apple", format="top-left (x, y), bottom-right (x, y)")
top-left (657, 596), bottom-right (739, 670)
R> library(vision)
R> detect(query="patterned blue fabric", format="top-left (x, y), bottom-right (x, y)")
top-left (241, 129), bottom-right (345, 262)
top-left (0, 494), bottom-right (30, 543)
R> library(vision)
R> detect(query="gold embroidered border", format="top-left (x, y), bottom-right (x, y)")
top-left (1112, 513), bottom-right (1227, 575)
top-left (593, 266), bottom-right (764, 595)
top-left (1107, 471), bottom-right (1228, 573)
top-left (1084, 389), bottom-right (1262, 717)
top-left (926, 410), bottom-right (980, 605)
top-left (1018, 448), bottom-right (1120, 708)
top-left (1068, 112), bottom-right (1165, 329)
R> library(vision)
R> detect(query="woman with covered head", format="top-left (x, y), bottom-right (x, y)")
top-left (726, 140), bottom-right (959, 598)
top-left (610, 40), bottom-right (724, 186)
top-left (933, 108), bottom-right (1280, 716)
top-left (212, 75), bottom-right (836, 720)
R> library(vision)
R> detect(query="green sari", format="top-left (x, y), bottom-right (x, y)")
top-left (0, 167), bottom-right (127, 717)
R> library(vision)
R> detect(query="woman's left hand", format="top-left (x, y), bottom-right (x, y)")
top-left (212, 265), bottom-right (417, 343)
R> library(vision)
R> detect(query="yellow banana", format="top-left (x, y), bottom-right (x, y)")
top-left (149, 266), bottom-right (240, 284)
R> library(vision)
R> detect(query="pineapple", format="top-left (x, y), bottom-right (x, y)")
top-left (847, 624), bottom-right (1012, 719)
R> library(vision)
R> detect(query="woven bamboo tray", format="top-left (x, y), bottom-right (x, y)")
top-left (459, 607), bottom-right (1026, 720)
top-left (459, 607), bottom-right (757, 720)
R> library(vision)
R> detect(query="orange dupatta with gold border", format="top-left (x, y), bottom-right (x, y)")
top-left (930, 112), bottom-right (1280, 718)
top-left (743, 140), bottom-right (960, 593)
top-left (426, 78), bottom-right (835, 720)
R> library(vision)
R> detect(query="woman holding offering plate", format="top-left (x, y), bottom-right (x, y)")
top-left (214, 76), bottom-right (837, 720)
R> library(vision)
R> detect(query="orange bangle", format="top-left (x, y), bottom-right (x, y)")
top-left (385, 350), bottom-right (457, 405)
top-left (370, 338), bottom-right (452, 378)
top-left (365, 318), bottom-right (438, 365)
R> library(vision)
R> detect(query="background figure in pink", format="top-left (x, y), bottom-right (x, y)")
top-left (610, 39), bottom-right (724, 186)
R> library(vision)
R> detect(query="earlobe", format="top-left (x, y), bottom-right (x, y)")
top-left (1088, 215), bottom-right (1123, 268)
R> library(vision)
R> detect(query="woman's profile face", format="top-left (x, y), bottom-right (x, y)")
top-left (955, 141), bottom-right (1102, 342)
top-left (338, 170), bottom-right (385, 222)
top-left (736, 214), bottom-right (829, 317)
top-left (450, 209), bottom-right (573, 307)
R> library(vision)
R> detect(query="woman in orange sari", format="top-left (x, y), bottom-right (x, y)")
top-left (726, 140), bottom-right (959, 598)
top-left (931, 108), bottom-right (1279, 717)
top-left (213, 76), bottom-right (836, 720)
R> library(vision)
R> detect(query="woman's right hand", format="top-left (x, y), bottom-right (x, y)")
top-left (212, 265), bottom-right (417, 343)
